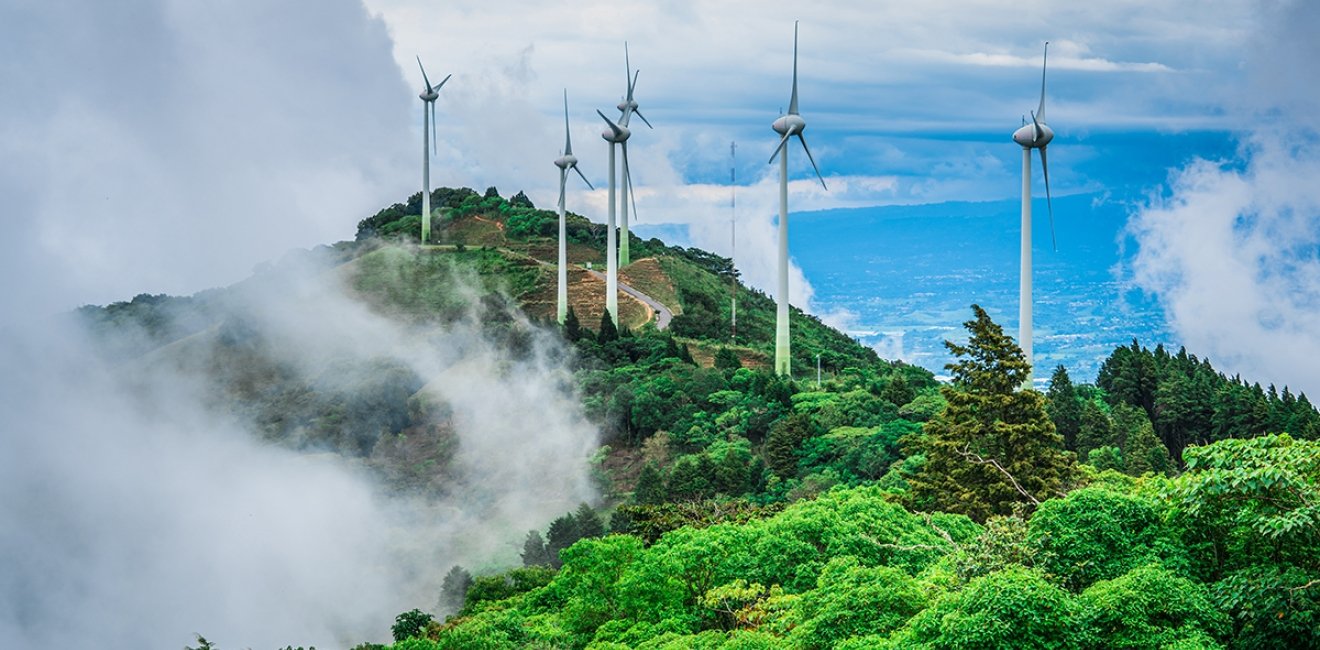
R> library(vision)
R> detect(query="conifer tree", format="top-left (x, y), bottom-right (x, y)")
top-left (438, 565), bottom-right (473, 613)
top-left (574, 502), bottom-right (606, 540)
top-left (545, 512), bottom-right (578, 568)
top-left (714, 346), bottom-right (742, 371)
top-left (520, 530), bottom-right (552, 567)
top-left (564, 306), bottom-right (584, 342)
top-left (881, 373), bottom-right (917, 407)
top-left (633, 461), bottom-right (666, 505)
top-left (1076, 399), bottom-right (1115, 460)
top-left (1046, 365), bottom-right (1082, 451)
top-left (597, 310), bottom-right (619, 344)
top-left (906, 305), bottom-right (1075, 521)
top-left (1114, 402), bottom-right (1170, 476)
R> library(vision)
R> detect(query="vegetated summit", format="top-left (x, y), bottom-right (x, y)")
top-left (83, 187), bottom-right (1320, 650)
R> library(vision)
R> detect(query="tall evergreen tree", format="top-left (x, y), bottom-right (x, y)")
top-left (438, 565), bottom-right (473, 613)
top-left (574, 502), bottom-right (606, 540)
top-left (1045, 365), bottom-right (1082, 451)
top-left (597, 310), bottom-right (619, 344)
top-left (545, 513), bottom-right (579, 568)
top-left (881, 374), bottom-right (916, 407)
top-left (1076, 399), bottom-right (1115, 461)
top-left (714, 346), bottom-right (742, 371)
top-left (564, 306), bottom-right (584, 342)
top-left (633, 461), bottom-right (666, 505)
top-left (906, 305), bottom-right (1075, 521)
top-left (520, 530), bottom-right (552, 567)
top-left (1113, 402), bottom-right (1170, 476)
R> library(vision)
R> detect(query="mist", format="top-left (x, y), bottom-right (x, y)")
top-left (0, 248), bottom-right (599, 648)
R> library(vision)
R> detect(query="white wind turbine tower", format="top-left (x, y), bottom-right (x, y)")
top-left (768, 21), bottom-right (827, 377)
top-left (597, 108), bottom-right (630, 326)
top-left (615, 43), bottom-right (652, 267)
top-left (1010, 42), bottom-right (1056, 388)
top-left (416, 56), bottom-right (451, 245)
top-left (554, 90), bottom-right (594, 324)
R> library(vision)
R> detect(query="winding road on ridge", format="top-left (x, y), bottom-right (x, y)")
top-left (585, 268), bottom-right (674, 331)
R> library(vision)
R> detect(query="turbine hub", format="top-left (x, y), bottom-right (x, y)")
top-left (601, 125), bottom-right (631, 143)
top-left (616, 99), bottom-right (638, 113)
top-left (772, 114), bottom-right (806, 136)
top-left (1013, 122), bottom-right (1053, 148)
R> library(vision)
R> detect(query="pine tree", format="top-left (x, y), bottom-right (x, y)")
top-left (881, 374), bottom-right (916, 407)
top-left (1045, 365), bottom-right (1083, 451)
top-left (714, 346), bottom-right (742, 371)
top-left (438, 565), bottom-right (473, 614)
top-left (574, 502), bottom-right (605, 539)
top-left (564, 306), bottom-right (584, 342)
top-left (520, 530), bottom-right (552, 567)
top-left (678, 342), bottom-right (695, 365)
top-left (906, 305), bottom-right (1076, 521)
top-left (545, 512), bottom-right (579, 568)
top-left (598, 310), bottom-right (619, 344)
top-left (1076, 399), bottom-right (1116, 460)
top-left (1114, 403), bottom-right (1170, 476)
top-left (633, 461), bottom-right (666, 505)
top-left (764, 413), bottom-right (816, 478)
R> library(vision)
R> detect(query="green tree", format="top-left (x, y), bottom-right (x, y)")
top-left (598, 310), bottom-right (619, 344)
top-left (521, 530), bottom-right (552, 567)
top-left (906, 305), bottom-right (1075, 521)
top-left (1076, 399), bottom-right (1115, 460)
top-left (1046, 365), bottom-right (1082, 451)
top-left (714, 346), bottom-right (742, 371)
top-left (1079, 564), bottom-right (1229, 649)
top-left (546, 512), bottom-right (580, 568)
top-left (392, 609), bottom-right (435, 642)
top-left (564, 306), bottom-right (584, 342)
top-left (438, 565), bottom-right (472, 613)
top-left (633, 461), bottom-right (666, 505)
top-left (792, 557), bottom-right (927, 649)
top-left (575, 502), bottom-right (606, 540)
top-left (1027, 487), bottom-right (1174, 591)
top-left (880, 374), bottom-right (916, 408)
top-left (1114, 402), bottom-right (1170, 476)
top-left (764, 413), bottom-right (817, 479)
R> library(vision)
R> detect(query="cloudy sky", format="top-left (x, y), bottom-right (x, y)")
top-left (2, 0), bottom-right (1318, 388)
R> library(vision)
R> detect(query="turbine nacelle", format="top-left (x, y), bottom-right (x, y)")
top-left (772, 114), bottom-right (806, 137)
top-left (598, 109), bottom-right (632, 143)
top-left (554, 153), bottom-right (579, 170)
top-left (1012, 121), bottom-right (1053, 148)
top-left (419, 90), bottom-right (439, 102)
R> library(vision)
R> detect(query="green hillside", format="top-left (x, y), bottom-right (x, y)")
top-left (78, 188), bottom-right (1320, 650)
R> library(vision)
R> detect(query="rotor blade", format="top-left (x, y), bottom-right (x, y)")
top-left (1040, 145), bottom-right (1056, 251)
top-left (1031, 111), bottom-right (1043, 144)
top-left (789, 21), bottom-right (800, 115)
top-left (435, 73), bottom-right (452, 91)
top-left (797, 133), bottom-right (827, 190)
top-left (633, 108), bottom-right (653, 129)
top-left (563, 89), bottom-right (572, 156)
top-left (625, 41), bottom-right (632, 96)
top-left (622, 142), bottom-right (639, 222)
top-left (558, 170), bottom-right (567, 211)
top-left (768, 128), bottom-right (793, 164)
top-left (629, 69), bottom-right (639, 101)
top-left (416, 56), bottom-right (431, 90)
top-left (1037, 41), bottom-right (1049, 124)
top-left (596, 109), bottom-right (623, 138)
top-left (572, 164), bottom-right (595, 190)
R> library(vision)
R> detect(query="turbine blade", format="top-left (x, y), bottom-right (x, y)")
top-left (797, 133), bottom-right (827, 190)
top-left (435, 73), bottom-right (452, 91)
top-left (558, 169), bottom-right (567, 210)
top-left (625, 41), bottom-right (632, 97)
top-left (416, 56), bottom-right (431, 90)
top-left (573, 164), bottom-right (595, 190)
top-left (629, 69), bottom-right (639, 101)
top-left (596, 109), bottom-right (623, 138)
top-left (1031, 111), bottom-right (1043, 143)
top-left (1040, 146), bottom-right (1056, 251)
top-left (563, 89), bottom-right (572, 156)
top-left (768, 129), bottom-right (793, 164)
top-left (623, 142), bottom-right (639, 222)
top-left (789, 21), bottom-right (800, 115)
top-left (1037, 41), bottom-right (1049, 124)
top-left (634, 108), bottom-right (653, 129)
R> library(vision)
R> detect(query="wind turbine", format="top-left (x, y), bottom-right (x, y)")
top-left (554, 90), bottom-right (594, 325)
top-left (597, 108), bottom-right (630, 327)
top-left (768, 21), bottom-right (827, 377)
top-left (615, 43), bottom-right (652, 267)
top-left (416, 56), bottom-right (451, 245)
top-left (1010, 42), bottom-right (1055, 387)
